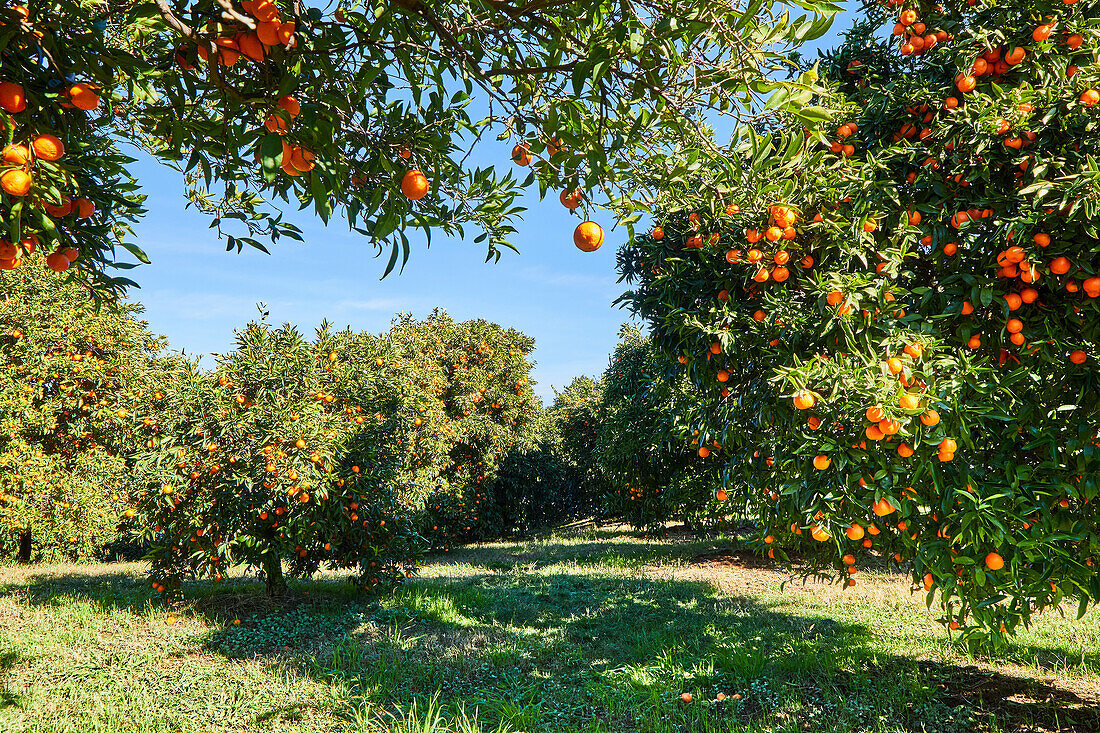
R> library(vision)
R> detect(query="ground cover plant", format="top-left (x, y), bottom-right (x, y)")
top-left (0, 529), bottom-right (1097, 732)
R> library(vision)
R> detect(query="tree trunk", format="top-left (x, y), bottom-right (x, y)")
top-left (16, 530), bottom-right (31, 563)
top-left (262, 552), bottom-right (287, 595)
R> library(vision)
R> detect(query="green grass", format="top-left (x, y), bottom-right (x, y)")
top-left (1, 529), bottom-right (1098, 732)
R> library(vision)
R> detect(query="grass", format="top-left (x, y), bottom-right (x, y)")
top-left (0, 528), bottom-right (1098, 732)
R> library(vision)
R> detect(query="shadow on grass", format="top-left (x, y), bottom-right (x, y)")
top-left (3, 547), bottom-right (1099, 732)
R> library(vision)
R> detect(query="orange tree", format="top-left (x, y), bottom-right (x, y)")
top-left (0, 0), bottom-right (840, 292)
top-left (546, 374), bottom-right (604, 512)
top-left (0, 252), bottom-right (161, 561)
top-left (594, 325), bottom-right (727, 532)
top-left (127, 319), bottom-right (420, 595)
top-left (617, 1), bottom-right (1100, 642)
top-left (382, 310), bottom-right (544, 545)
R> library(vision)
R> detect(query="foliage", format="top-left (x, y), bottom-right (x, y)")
top-left (387, 310), bottom-right (544, 545)
top-left (617, 0), bottom-right (1100, 642)
top-left (127, 319), bottom-right (421, 594)
top-left (594, 325), bottom-right (727, 532)
top-left (547, 374), bottom-right (603, 497)
top-left (0, 0), bottom-right (841, 293)
top-left (0, 254), bottom-right (159, 561)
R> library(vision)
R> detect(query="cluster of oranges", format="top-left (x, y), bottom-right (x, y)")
top-left (891, 8), bottom-right (950, 56)
top-left (0, 89), bottom-right (93, 271)
top-left (0, 6), bottom-right (105, 273)
top-left (177, 0), bottom-right (297, 69)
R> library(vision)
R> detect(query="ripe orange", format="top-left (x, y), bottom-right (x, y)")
top-left (74, 198), bottom-right (95, 218)
top-left (813, 454), bottom-right (831, 470)
top-left (68, 82), bottom-right (100, 111)
top-left (559, 188), bottom-right (583, 210)
top-left (45, 251), bottom-right (70, 272)
top-left (1070, 349), bottom-right (1087, 364)
top-left (897, 442), bottom-right (914, 457)
top-left (1049, 256), bottom-right (1071, 274)
top-left (898, 392), bottom-right (921, 410)
top-left (1, 169), bottom-right (31, 196)
top-left (0, 81), bottom-right (26, 113)
top-left (792, 390), bottom-right (815, 410)
top-left (939, 437), bottom-right (957, 453)
top-left (1081, 89), bottom-right (1100, 107)
top-left (697, 446), bottom-right (710, 458)
top-left (237, 31), bottom-right (265, 62)
top-left (2, 143), bottom-right (29, 165)
top-left (511, 144), bottom-right (531, 166)
top-left (846, 523), bottom-right (865, 540)
top-left (985, 552), bottom-right (1004, 570)
top-left (32, 134), bottom-right (64, 161)
top-left (681, 692), bottom-right (693, 703)
top-left (920, 409), bottom-right (940, 426)
top-left (872, 498), bottom-right (895, 517)
top-left (277, 95), bottom-right (300, 118)
top-left (573, 221), bottom-right (604, 252)
top-left (400, 170), bottom-right (429, 200)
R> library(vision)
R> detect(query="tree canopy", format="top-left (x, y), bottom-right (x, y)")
top-left (0, 0), bottom-right (838, 294)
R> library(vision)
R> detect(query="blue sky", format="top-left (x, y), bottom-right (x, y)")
top-left (120, 11), bottom-right (855, 405)
top-left (126, 151), bottom-right (633, 404)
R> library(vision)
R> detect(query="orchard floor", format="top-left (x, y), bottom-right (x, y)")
top-left (1, 528), bottom-right (1099, 733)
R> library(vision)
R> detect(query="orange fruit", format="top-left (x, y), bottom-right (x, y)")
top-left (511, 144), bottom-right (531, 166)
top-left (68, 82), bottom-right (100, 110)
top-left (1, 169), bottom-right (31, 196)
top-left (277, 95), bottom-right (300, 118)
top-left (1, 143), bottom-right (29, 166)
top-left (0, 81), bottom-right (26, 113)
top-left (846, 524), bottom-right (865, 540)
top-left (898, 392), bottom-right (921, 410)
top-left (45, 251), bottom-right (69, 272)
top-left (74, 198), bottom-right (94, 218)
top-left (920, 409), bottom-right (940, 426)
top-left (256, 20), bottom-right (280, 46)
top-left (44, 196), bottom-right (73, 217)
top-left (574, 221), bottom-right (604, 252)
top-left (697, 446), bottom-right (710, 458)
top-left (985, 552), bottom-right (1004, 570)
top-left (813, 454), bottom-right (831, 470)
top-left (1070, 349), bottom-right (1087, 364)
top-left (559, 188), bottom-right (583, 210)
top-left (792, 390), bottom-right (815, 410)
top-left (400, 170), bottom-right (429, 200)
top-left (238, 32), bottom-right (265, 62)
top-left (872, 498), bottom-right (895, 517)
top-left (1049, 256), bottom-right (1071, 274)
top-left (32, 134), bottom-right (63, 161)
